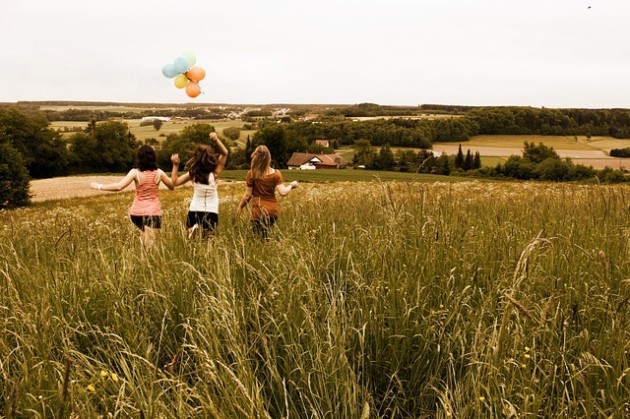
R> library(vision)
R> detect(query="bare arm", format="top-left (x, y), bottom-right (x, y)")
top-left (210, 132), bottom-right (229, 178)
top-left (159, 169), bottom-right (176, 191)
top-left (174, 172), bottom-right (191, 187)
top-left (236, 186), bottom-right (254, 215)
top-left (170, 153), bottom-right (191, 187)
top-left (90, 169), bottom-right (137, 192)
top-left (276, 181), bottom-right (298, 197)
top-left (170, 153), bottom-right (181, 187)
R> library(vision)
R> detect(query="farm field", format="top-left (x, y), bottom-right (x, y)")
top-left (433, 135), bottom-right (630, 170)
top-left (28, 170), bottom-right (469, 203)
top-left (2, 179), bottom-right (629, 417)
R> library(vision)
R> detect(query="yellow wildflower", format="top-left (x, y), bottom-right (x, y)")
top-left (111, 373), bottom-right (119, 383)
top-left (87, 384), bottom-right (96, 392)
top-left (100, 370), bottom-right (109, 378)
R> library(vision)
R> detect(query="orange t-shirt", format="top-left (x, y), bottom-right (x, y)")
top-left (246, 169), bottom-right (284, 219)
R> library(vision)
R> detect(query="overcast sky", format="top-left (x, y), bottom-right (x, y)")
top-left (1, 0), bottom-right (628, 108)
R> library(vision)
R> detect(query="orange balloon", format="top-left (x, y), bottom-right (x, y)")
top-left (186, 81), bottom-right (201, 98)
top-left (186, 66), bottom-right (206, 82)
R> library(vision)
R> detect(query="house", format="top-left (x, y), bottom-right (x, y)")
top-left (314, 139), bottom-right (330, 148)
top-left (141, 116), bottom-right (171, 122)
top-left (287, 152), bottom-right (348, 170)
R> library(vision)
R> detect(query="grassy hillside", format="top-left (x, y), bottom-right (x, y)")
top-left (1, 181), bottom-right (629, 417)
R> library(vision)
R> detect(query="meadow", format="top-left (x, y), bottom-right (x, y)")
top-left (1, 179), bottom-right (629, 417)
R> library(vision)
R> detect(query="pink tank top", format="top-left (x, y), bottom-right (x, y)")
top-left (129, 170), bottom-right (162, 216)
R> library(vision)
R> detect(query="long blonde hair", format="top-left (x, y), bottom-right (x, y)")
top-left (250, 145), bottom-right (271, 179)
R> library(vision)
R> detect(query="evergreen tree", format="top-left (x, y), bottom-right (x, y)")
top-left (473, 151), bottom-right (482, 169)
top-left (455, 144), bottom-right (464, 168)
top-left (463, 149), bottom-right (473, 171)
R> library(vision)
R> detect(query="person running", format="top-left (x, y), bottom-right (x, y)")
top-left (236, 145), bottom-right (298, 238)
top-left (171, 132), bottom-right (228, 239)
top-left (90, 145), bottom-right (179, 247)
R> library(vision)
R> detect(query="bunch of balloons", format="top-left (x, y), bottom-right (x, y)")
top-left (162, 52), bottom-right (206, 98)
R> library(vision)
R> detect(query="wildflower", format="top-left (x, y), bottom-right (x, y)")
top-left (100, 370), bottom-right (109, 378)
top-left (478, 396), bottom-right (485, 402)
top-left (524, 354), bottom-right (531, 359)
top-left (111, 373), bottom-right (119, 383)
top-left (520, 364), bottom-right (527, 369)
top-left (87, 384), bottom-right (96, 392)
top-left (524, 346), bottom-right (530, 352)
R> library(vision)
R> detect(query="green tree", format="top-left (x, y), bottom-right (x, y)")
top-left (179, 123), bottom-right (216, 145)
top-left (152, 119), bottom-right (163, 131)
top-left (473, 151), bottom-right (482, 169)
top-left (455, 144), bottom-right (464, 168)
top-left (157, 123), bottom-right (217, 168)
top-left (0, 142), bottom-right (30, 208)
top-left (463, 149), bottom-right (473, 171)
top-left (523, 142), bottom-right (559, 164)
top-left (352, 139), bottom-right (376, 167)
top-left (372, 143), bottom-right (395, 170)
top-left (435, 153), bottom-right (451, 175)
top-left (223, 127), bottom-right (241, 141)
top-left (253, 125), bottom-right (302, 167)
top-left (0, 107), bottom-right (69, 178)
top-left (69, 120), bottom-right (138, 172)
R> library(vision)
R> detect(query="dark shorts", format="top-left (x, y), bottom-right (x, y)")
top-left (130, 215), bottom-right (162, 231)
top-left (252, 216), bottom-right (277, 239)
top-left (186, 211), bottom-right (218, 231)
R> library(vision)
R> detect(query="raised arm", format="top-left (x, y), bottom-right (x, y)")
top-left (169, 153), bottom-right (191, 187)
top-left (90, 169), bottom-right (137, 192)
top-left (210, 132), bottom-right (229, 178)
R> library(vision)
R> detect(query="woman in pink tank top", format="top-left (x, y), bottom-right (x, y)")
top-left (90, 145), bottom-right (179, 247)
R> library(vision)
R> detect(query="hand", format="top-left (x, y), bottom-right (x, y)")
top-left (209, 132), bottom-right (219, 142)
top-left (290, 181), bottom-right (298, 189)
top-left (90, 182), bottom-right (100, 190)
top-left (171, 153), bottom-right (180, 165)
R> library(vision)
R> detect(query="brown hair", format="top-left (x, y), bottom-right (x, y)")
top-left (186, 144), bottom-right (218, 184)
top-left (250, 145), bottom-right (271, 179)
top-left (135, 145), bottom-right (158, 171)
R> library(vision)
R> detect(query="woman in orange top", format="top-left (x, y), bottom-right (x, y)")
top-left (237, 145), bottom-right (298, 238)
top-left (90, 145), bottom-right (179, 247)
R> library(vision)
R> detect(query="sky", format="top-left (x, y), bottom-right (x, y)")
top-left (1, 0), bottom-right (629, 108)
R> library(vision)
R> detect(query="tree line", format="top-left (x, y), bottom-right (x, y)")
top-left (2, 104), bottom-right (630, 209)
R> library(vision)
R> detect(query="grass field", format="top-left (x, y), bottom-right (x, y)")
top-left (2, 179), bottom-right (629, 417)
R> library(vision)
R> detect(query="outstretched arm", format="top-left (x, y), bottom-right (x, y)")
top-left (90, 169), bottom-right (137, 192)
top-left (210, 132), bottom-right (229, 178)
top-left (276, 181), bottom-right (298, 196)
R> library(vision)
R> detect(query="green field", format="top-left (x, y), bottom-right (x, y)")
top-left (456, 135), bottom-right (630, 152)
top-left (219, 169), bottom-right (473, 183)
top-left (1, 180), bottom-right (628, 417)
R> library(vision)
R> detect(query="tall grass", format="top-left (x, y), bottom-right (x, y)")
top-left (1, 180), bottom-right (629, 417)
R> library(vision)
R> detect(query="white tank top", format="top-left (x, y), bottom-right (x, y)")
top-left (189, 173), bottom-right (219, 213)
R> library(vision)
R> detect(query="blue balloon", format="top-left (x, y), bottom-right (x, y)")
top-left (181, 51), bottom-right (196, 68)
top-left (162, 63), bottom-right (179, 78)
top-left (173, 57), bottom-right (189, 74)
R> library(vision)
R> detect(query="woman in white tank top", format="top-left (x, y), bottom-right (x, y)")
top-left (171, 132), bottom-right (228, 239)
